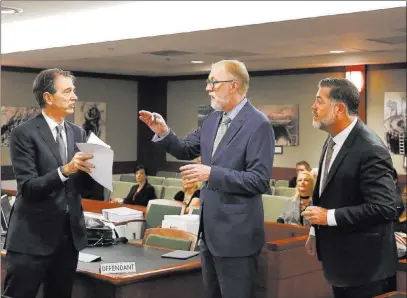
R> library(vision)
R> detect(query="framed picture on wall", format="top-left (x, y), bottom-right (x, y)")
top-left (275, 146), bottom-right (283, 155)
top-left (257, 104), bottom-right (299, 147)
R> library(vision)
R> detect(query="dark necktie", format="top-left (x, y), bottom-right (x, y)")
top-left (321, 137), bottom-right (335, 191)
top-left (212, 113), bottom-right (231, 156)
top-left (55, 125), bottom-right (67, 165)
top-left (56, 125), bottom-right (70, 214)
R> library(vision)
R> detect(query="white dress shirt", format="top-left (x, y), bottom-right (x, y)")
top-left (42, 111), bottom-right (69, 182)
top-left (310, 117), bottom-right (358, 236)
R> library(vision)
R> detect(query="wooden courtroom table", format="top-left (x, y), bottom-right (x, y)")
top-left (0, 190), bottom-right (147, 215)
top-left (82, 198), bottom-right (147, 215)
top-left (1, 188), bottom-right (16, 196)
top-left (1, 197), bottom-right (204, 298)
top-left (1, 240), bottom-right (203, 298)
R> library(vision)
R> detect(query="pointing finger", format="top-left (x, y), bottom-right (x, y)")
top-left (139, 110), bottom-right (152, 117)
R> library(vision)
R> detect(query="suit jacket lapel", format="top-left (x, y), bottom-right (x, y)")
top-left (65, 122), bottom-right (75, 162)
top-left (36, 115), bottom-right (63, 166)
top-left (211, 104), bottom-right (247, 164)
top-left (322, 148), bottom-right (349, 194)
top-left (320, 120), bottom-right (360, 196)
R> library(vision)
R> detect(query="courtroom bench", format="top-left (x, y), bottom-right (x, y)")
top-left (264, 221), bottom-right (310, 244)
top-left (257, 235), bottom-right (333, 298)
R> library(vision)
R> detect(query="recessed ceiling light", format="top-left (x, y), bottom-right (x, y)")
top-left (1, 6), bottom-right (23, 14)
top-left (191, 60), bottom-right (204, 64)
top-left (329, 50), bottom-right (345, 54)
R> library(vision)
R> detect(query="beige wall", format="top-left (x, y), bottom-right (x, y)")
top-left (167, 67), bottom-right (407, 174)
top-left (3, 66), bottom-right (404, 174)
top-left (1, 71), bottom-right (138, 165)
top-left (167, 71), bottom-right (344, 168)
top-left (367, 68), bottom-right (406, 174)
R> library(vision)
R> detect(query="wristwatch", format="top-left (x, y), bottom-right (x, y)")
top-left (60, 166), bottom-right (69, 178)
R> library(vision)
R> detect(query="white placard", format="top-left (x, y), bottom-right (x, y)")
top-left (100, 262), bottom-right (136, 274)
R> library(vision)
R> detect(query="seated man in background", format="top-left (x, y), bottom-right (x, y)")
top-left (289, 160), bottom-right (311, 188)
top-left (112, 165), bottom-right (157, 206)
top-left (277, 170), bottom-right (315, 226)
top-left (173, 180), bottom-right (201, 213)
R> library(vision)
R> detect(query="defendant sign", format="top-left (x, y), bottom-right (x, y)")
top-left (100, 262), bottom-right (136, 274)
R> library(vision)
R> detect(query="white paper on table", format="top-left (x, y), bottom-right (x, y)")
top-left (76, 142), bottom-right (114, 191)
top-left (87, 132), bottom-right (111, 148)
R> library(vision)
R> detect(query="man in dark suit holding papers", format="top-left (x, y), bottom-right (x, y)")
top-left (4, 69), bottom-right (95, 298)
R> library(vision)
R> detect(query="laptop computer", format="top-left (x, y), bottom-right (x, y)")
top-left (1, 194), bottom-right (12, 235)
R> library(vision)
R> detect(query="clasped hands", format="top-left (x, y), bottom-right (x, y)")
top-left (301, 206), bottom-right (328, 226)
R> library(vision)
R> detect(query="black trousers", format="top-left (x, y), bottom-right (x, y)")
top-left (332, 275), bottom-right (396, 298)
top-left (3, 214), bottom-right (79, 298)
top-left (199, 239), bottom-right (259, 298)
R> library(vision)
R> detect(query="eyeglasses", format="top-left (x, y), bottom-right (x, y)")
top-left (206, 79), bottom-right (234, 89)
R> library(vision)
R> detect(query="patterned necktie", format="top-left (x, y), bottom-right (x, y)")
top-left (55, 125), bottom-right (67, 165)
top-left (212, 113), bottom-right (231, 157)
top-left (321, 137), bottom-right (335, 191)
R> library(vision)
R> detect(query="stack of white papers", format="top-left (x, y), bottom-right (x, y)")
top-left (162, 214), bottom-right (199, 235)
top-left (76, 132), bottom-right (114, 191)
top-left (163, 214), bottom-right (200, 223)
top-left (102, 207), bottom-right (144, 222)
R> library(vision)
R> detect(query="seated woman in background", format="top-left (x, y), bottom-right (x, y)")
top-left (277, 170), bottom-right (315, 226)
top-left (174, 180), bottom-right (201, 213)
top-left (122, 165), bottom-right (157, 206)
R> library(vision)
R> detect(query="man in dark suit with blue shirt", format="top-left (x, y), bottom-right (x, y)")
top-left (4, 69), bottom-right (95, 298)
top-left (139, 59), bottom-right (275, 298)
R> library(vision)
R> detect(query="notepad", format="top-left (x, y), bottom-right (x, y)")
top-left (161, 250), bottom-right (200, 260)
top-left (79, 252), bottom-right (101, 263)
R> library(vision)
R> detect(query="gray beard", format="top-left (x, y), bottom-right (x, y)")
top-left (211, 101), bottom-right (223, 111)
top-left (312, 119), bottom-right (330, 131)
